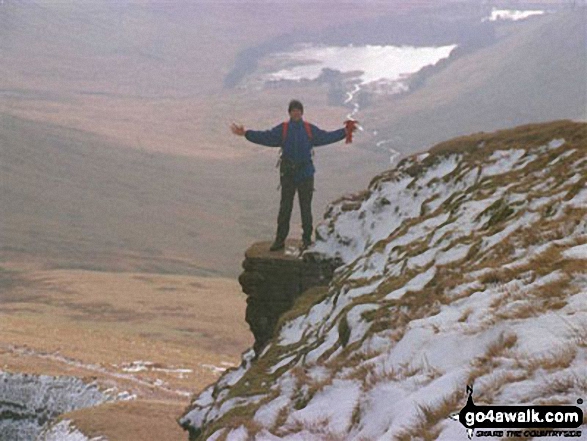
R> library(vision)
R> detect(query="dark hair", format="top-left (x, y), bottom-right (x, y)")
top-left (288, 99), bottom-right (304, 114)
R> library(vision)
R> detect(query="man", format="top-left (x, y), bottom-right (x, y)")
top-left (231, 99), bottom-right (355, 252)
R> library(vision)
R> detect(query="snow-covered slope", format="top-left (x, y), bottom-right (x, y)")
top-left (180, 120), bottom-right (587, 440)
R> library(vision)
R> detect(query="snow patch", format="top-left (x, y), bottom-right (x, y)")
top-left (563, 243), bottom-right (587, 260)
top-left (38, 420), bottom-right (107, 441)
top-left (285, 379), bottom-right (362, 435)
top-left (566, 188), bottom-right (587, 209)
top-left (384, 267), bottom-right (436, 300)
top-left (481, 149), bottom-right (526, 177)
top-left (484, 8), bottom-right (545, 22)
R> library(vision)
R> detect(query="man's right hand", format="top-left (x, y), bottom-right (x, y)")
top-left (230, 123), bottom-right (246, 136)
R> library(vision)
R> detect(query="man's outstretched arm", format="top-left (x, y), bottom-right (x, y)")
top-left (231, 123), bottom-right (283, 147)
top-left (310, 124), bottom-right (353, 147)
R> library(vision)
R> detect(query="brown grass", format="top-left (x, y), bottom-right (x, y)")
top-left (428, 121), bottom-right (584, 159)
top-left (393, 389), bottom-right (465, 440)
top-left (540, 373), bottom-right (587, 397)
top-left (279, 417), bottom-right (352, 441)
top-left (514, 346), bottom-right (577, 374)
top-left (470, 333), bottom-right (518, 379)
top-left (272, 405), bottom-right (291, 433)
top-left (60, 400), bottom-right (188, 441)
top-left (568, 322), bottom-right (587, 348)
top-left (478, 370), bottom-right (529, 404)
top-left (0, 261), bottom-right (253, 441)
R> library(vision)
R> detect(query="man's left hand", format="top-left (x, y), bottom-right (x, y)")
top-left (344, 120), bottom-right (359, 143)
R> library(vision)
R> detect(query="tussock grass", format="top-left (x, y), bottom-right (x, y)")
top-left (279, 417), bottom-right (345, 440)
top-left (394, 427), bottom-right (442, 441)
top-left (289, 365), bottom-right (334, 413)
top-left (271, 405), bottom-right (290, 433)
top-left (417, 399), bottom-right (456, 428)
top-left (494, 300), bottom-right (538, 321)
top-left (514, 346), bottom-right (577, 374)
top-left (399, 389), bottom-right (466, 440)
top-left (399, 357), bottom-right (443, 382)
top-left (568, 322), bottom-right (587, 348)
top-left (470, 333), bottom-right (518, 378)
top-left (361, 365), bottom-right (400, 393)
top-left (196, 391), bottom-right (281, 440)
top-left (531, 276), bottom-right (574, 302)
top-left (540, 373), bottom-right (587, 397)
top-left (429, 121), bottom-right (584, 158)
top-left (327, 190), bottom-right (371, 215)
top-left (477, 370), bottom-right (529, 404)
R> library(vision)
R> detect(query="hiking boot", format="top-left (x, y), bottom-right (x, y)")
top-left (269, 241), bottom-right (285, 252)
top-left (300, 240), bottom-right (313, 252)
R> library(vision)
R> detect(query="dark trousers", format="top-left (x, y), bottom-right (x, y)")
top-left (276, 176), bottom-right (314, 244)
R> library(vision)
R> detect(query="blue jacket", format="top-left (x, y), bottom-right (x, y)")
top-left (245, 118), bottom-right (346, 183)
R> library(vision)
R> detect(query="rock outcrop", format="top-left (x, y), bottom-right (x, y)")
top-left (0, 372), bottom-right (109, 441)
top-left (238, 240), bottom-right (341, 355)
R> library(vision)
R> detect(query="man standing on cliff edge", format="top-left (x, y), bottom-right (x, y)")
top-left (231, 100), bottom-right (356, 252)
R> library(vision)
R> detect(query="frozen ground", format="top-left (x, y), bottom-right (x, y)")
top-left (181, 122), bottom-right (586, 440)
top-left (0, 372), bottom-right (110, 441)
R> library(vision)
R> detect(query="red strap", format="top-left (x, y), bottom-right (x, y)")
top-left (304, 121), bottom-right (313, 141)
top-left (282, 122), bottom-right (288, 146)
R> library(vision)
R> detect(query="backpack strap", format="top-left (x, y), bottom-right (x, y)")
top-left (276, 122), bottom-right (288, 171)
top-left (281, 121), bottom-right (314, 146)
top-left (304, 121), bottom-right (313, 142)
top-left (281, 121), bottom-right (289, 147)
top-left (304, 122), bottom-right (314, 158)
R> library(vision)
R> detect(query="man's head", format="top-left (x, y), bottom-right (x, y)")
top-left (288, 99), bottom-right (304, 121)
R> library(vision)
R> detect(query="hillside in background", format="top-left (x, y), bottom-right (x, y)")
top-left (0, 113), bottom-right (276, 276)
top-left (1, 1), bottom-right (584, 277)
top-left (362, 8), bottom-right (586, 155)
top-left (0, 0), bottom-right (587, 276)
top-left (179, 120), bottom-right (587, 440)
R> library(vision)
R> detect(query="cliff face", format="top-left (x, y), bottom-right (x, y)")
top-left (238, 241), bottom-right (341, 355)
top-left (180, 121), bottom-right (587, 441)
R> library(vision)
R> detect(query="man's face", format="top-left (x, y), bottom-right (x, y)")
top-left (289, 108), bottom-right (303, 121)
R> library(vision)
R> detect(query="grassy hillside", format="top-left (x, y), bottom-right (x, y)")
top-left (0, 262), bottom-right (252, 440)
top-left (180, 120), bottom-right (587, 440)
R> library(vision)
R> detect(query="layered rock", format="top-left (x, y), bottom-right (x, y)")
top-left (238, 240), bottom-right (341, 354)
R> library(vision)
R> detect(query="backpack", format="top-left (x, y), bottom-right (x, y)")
top-left (276, 121), bottom-right (314, 183)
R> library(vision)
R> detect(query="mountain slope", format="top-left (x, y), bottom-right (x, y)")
top-left (180, 120), bottom-right (587, 440)
top-left (362, 9), bottom-right (586, 155)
